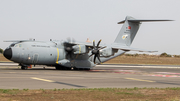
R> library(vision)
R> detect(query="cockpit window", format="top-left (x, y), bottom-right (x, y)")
top-left (9, 43), bottom-right (15, 47)
top-left (7, 42), bottom-right (22, 49)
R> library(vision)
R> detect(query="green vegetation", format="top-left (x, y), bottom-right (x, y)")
top-left (0, 48), bottom-right (3, 54)
top-left (125, 53), bottom-right (139, 56)
top-left (160, 52), bottom-right (172, 57)
top-left (0, 88), bottom-right (180, 101)
top-left (23, 89), bottom-right (29, 91)
top-left (173, 55), bottom-right (180, 58)
top-left (124, 53), bottom-right (180, 58)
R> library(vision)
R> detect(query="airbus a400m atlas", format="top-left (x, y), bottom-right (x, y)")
top-left (3, 16), bottom-right (172, 70)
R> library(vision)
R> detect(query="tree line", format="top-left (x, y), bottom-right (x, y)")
top-left (124, 52), bottom-right (180, 58)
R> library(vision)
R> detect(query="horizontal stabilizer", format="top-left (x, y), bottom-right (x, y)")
top-left (117, 19), bottom-right (173, 24)
top-left (128, 19), bottom-right (173, 22)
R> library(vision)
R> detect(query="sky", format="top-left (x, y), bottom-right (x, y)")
top-left (0, 0), bottom-right (179, 55)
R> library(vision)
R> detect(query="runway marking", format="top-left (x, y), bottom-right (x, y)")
top-left (31, 77), bottom-right (55, 82)
top-left (30, 76), bottom-right (121, 80)
top-left (31, 77), bottom-right (85, 87)
top-left (125, 78), bottom-right (155, 82)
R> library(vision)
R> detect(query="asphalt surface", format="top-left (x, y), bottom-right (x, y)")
top-left (0, 63), bottom-right (180, 89)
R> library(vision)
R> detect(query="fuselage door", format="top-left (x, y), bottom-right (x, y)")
top-left (33, 54), bottom-right (39, 64)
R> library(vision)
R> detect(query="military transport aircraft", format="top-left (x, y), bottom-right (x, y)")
top-left (3, 16), bottom-right (172, 70)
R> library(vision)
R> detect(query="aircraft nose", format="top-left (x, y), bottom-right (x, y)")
top-left (3, 48), bottom-right (12, 60)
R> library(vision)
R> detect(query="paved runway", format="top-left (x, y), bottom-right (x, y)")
top-left (0, 63), bottom-right (180, 89)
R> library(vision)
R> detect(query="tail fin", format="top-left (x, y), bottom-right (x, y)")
top-left (114, 16), bottom-right (172, 46)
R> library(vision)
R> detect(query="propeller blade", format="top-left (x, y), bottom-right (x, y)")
top-left (94, 54), bottom-right (97, 63)
top-left (93, 40), bottom-right (95, 49)
top-left (99, 46), bottom-right (107, 50)
top-left (70, 52), bottom-right (74, 60)
top-left (72, 38), bottom-right (76, 43)
top-left (89, 54), bottom-right (93, 57)
top-left (97, 54), bottom-right (101, 63)
top-left (67, 37), bottom-right (71, 43)
top-left (66, 53), bottom-right (70, 59)
top-left (97, 39), bottom-right (101, 47)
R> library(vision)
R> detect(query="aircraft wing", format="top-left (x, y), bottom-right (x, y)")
top-left (65, 41), bottom-right (157, 52)
top-left (4, 40), bottom-right (34, 42)
top-left (111, 45), bottom-right (157, 53)
top-left (65, 41), bottom-right (97, 48)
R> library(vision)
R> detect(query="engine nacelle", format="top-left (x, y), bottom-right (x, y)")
top-left (73, 45), bottom-right (88, 54)
top-left (100, 48), bottom-right (117, 57)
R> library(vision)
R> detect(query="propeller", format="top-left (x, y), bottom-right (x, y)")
top-left (63, 37), bottom-right (76, 60)
top-left (89, 39), bottom-right (106, 64)
top-left (66, 37), bottom-right (75, 43)
top-left (64, 46), bottom-right (73, 59)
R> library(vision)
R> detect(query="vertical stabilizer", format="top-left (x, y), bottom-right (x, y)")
top-left (114, 16), bottom-right (172, 46)
top-left (114, 16), bottom-right (140, 46)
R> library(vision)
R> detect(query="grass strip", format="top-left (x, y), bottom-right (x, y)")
top-left (0, 87), bottom-right (180, 101)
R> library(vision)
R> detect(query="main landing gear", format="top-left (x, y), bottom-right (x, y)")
top-left (19, 64), bottom-right (31, 70)
top-left (55, 66), bottom-right (90, 70)
top-left (55, 66), bottom-right (71, 70)
top-left (21, 66), bottom-right (28, 70)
